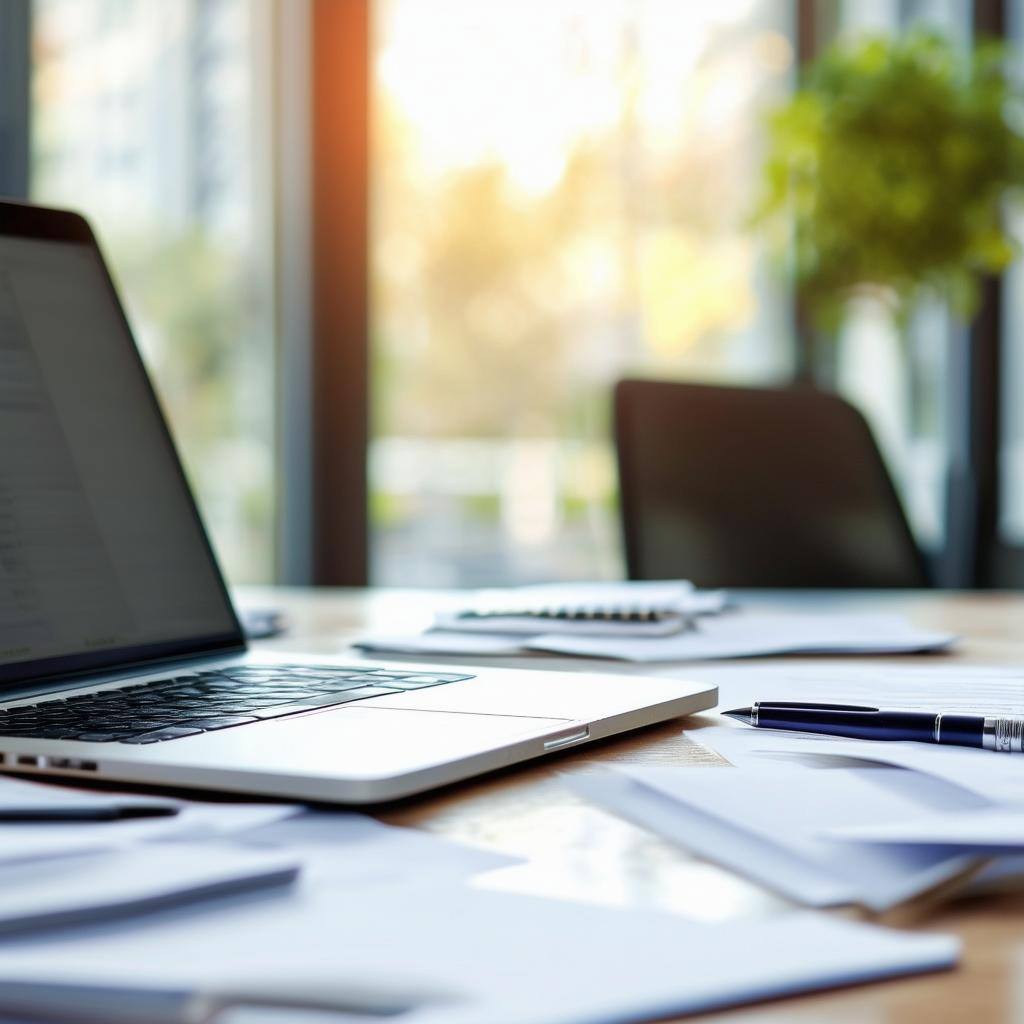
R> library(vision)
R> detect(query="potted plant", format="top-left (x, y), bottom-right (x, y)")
top-left (756, 30), bottom-right (1024, 335)
top-left (754, 30), bottom-right (1024, 583)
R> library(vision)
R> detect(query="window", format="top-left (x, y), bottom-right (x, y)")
top-left (1003, 0), bottom-right (1024, 550)
top-left (826, 0), bottom-right (973, 556)
top-left (371, 0), bottom-right (794, 586)
top-left (30, 0), bottom-right (276, 583)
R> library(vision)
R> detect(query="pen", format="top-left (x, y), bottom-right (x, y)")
top-left (723, 701), bottom-right (1024, 752)
top-left (0, 806), bottom-right (179, 823)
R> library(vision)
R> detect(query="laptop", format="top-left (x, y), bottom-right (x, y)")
top-left (0, 201), bottom-right (715, 804)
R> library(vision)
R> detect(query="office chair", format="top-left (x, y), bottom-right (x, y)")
top-left (614, 379), bottom-right (930, 588)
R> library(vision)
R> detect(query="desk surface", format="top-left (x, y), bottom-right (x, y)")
top-left (240, 586), bottom-right (1024, 1023)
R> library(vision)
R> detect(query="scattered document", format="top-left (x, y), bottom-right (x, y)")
top-left (357, 612), bottom-right (954, 662)
top-left (0, 806), bottom-right (282, 870)
top-left (0, 880), bottom-right (959, 1024)
top-left (705, 727), bottom-right (1024, 806)
top-left (534, 613), bottom-right (956, 662)
top-left (0, 775), bottom-right (177, 820)
top-left (355, 630), bottom-right (529, 658)
top-left (0, 843), bottom-right (298, 936)
top-left (234, 810), bottom-right (518, 886)
top-left (87, 799), bottom-right (301, 843)
top-left (695, 725), bottom-right (1024, 879)
top-left (0, 799), bottom-right (298, 872)
top-left (569, 764), bottom-right (979, 910)
top-left (824, 808), bottom-right (1024, 850)
top-left (688, 662), bottom-right (1024, 717)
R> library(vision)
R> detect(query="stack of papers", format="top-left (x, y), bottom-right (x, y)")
top-left (357, 608), bottom-right (956, 662)
top-left (434, 580), bottom-right (715, 637)
top-left (569, 759), bottom-right (984, 910)
top-left (701, 725), bottom-right (1024, 851)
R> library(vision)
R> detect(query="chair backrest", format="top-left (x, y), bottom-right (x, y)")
top-left (614, 379), bottom-right (930, 587)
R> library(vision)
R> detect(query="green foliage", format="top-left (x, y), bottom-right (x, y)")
top-left (755, 31), bottom-right (1024, 331)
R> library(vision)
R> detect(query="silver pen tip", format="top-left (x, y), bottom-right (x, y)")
top-left (722, 707), bottom-right (753, 725)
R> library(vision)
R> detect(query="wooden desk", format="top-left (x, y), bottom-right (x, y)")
top-left (240, 586), bottom-right (1024, 1023)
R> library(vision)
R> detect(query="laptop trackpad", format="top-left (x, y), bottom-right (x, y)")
top-left (157, 705), bottom-right (571, 778)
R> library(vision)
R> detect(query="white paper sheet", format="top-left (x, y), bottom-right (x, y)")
top-left (695, 723), bottom-right (1024, 805)
top-left (824, 807), bottom-right (1024, 849)
top-left (0, 881), bottom-right (959, 1024)
top-left (234, 810), bottom-right (518, 886)
top-left (0, 801), bottom-right (298, 869)
top-left (695, 725), bottom-right (1024, 859)
top-left (535, 613), bottom-right (956, 662)
top-left (0, 775), bottom-right (177, 819)
top-left (357, 613), bottom-right (954, 662)
top-left (690, 662), bottom-right (1024, 716)
top-left (568, 764), bottom-right (977, 909)
top-left (354, 630), bottom-right (529, 657)
top-left (0, 843), bottom-right (298, 935)
top-left (0, 798), bottom-right (292, 872)
top-left (799, 739), bottom-right (1024, 804)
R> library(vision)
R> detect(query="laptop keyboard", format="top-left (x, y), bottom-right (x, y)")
top-left (0, 665), bottom-right (474, 745)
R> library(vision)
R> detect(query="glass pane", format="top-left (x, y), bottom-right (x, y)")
top-left (371, 0), bottom-right (794, 586)
top-left (30, 0), bottom-right (276, 583)
top-left (829, 0), bottom-right (971, 554)
top-left (1003, 0), bottom-right (1024, 546)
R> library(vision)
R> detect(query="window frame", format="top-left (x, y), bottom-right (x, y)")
top-left (0, 1), bottom-right (30, 200)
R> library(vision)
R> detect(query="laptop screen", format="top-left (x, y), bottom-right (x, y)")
top-left (0, 225), bottom-right (242, 687)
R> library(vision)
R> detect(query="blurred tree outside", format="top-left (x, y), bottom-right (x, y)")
top-left (756, 31), bottom-right (1024, 333)
top-left (371, 0), bottom-right (793, 585)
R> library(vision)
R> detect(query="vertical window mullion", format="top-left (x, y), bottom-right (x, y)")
top-left (310, 0), bottom-right (370, 585)
top-left (0, 0), bottom-right (31, 199)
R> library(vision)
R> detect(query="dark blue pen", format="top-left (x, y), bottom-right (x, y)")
top-left (723, 701), bottom-right (1024, 752)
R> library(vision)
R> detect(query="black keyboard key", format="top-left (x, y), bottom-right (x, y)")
top-left (200, 685), bottom-right (265, 696)
top-left (121, 726), bottom-right (204, 744)
top-left (246, 705), bottom-right (314, 720)
top-left (120, 726), bottom-right (168, 734)
top-left (294, 686), bottom-right (402, 706)
top-left (250, 666), bottom-right (372, 677)
top-left (180, 716), bottom-right (258, 731)
top-left (311, 679), bottom-right (385, 692)
top-left (247, 692), bottom-right (367, 718)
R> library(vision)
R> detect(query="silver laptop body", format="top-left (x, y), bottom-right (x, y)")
top-left (0, 201), bottom-right (715, 804)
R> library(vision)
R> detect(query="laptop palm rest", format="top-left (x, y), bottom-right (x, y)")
top-left (126, 704), bottom-right (570, 780)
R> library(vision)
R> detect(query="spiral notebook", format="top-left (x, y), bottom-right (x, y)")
top-left (431, 581), bottom-right (725, 638)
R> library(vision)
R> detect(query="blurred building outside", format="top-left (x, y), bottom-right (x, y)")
top-left (30, 0), bottom-right (275, 583)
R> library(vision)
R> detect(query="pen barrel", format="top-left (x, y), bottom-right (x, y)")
top-left (933, 714), bottom-right (984, 747)
top-left (754, 707), bottom-right (957, 744)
